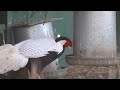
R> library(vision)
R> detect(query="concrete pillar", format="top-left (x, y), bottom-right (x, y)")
top-left (74, 11), bottom-right (116, 58)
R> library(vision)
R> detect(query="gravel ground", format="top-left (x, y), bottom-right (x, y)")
top-left (0, 65), bottom-right (119, 79)
top-left (63, 65), bottom-right (119, 79)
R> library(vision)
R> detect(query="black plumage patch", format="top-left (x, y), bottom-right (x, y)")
top-left (40, 51), bottom-right (59, 68)
top-left (55, 36), bottom-right (71, 42)
top-left (40, 46), bottom-right (65, 69)
top-left (27, 46), bottom-right (65, 72)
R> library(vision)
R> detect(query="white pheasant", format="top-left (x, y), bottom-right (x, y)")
top-left (0, 36), bottom-right (72, 79)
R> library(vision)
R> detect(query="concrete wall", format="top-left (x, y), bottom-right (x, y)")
top-left (116, 11), bottom-right (120, 53)
top-left (74, 11), bottom-right (116, 58)
top-left (0, 11), bottom-right (7, 43)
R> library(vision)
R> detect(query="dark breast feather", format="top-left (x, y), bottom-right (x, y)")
top-left (27, 46), bottom-right (65, 72)
top-left (40, 51), bottom-right (59, 68)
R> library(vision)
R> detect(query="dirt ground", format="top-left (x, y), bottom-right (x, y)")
top-left (0, 65), bottom-right (119, 79)
top-left (63, 65), bottom-right (119, 79)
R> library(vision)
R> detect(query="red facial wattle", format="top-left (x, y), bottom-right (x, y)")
top-left (64, 41), bottom-right (72, 47)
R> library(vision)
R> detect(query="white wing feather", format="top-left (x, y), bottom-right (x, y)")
top-left (14, 38), bottom-right (63, 58)
top-left (0, 44), bottom-right (28, 74)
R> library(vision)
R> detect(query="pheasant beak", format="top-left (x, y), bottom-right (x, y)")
top-left (68, 46), bottom-right (72, 50)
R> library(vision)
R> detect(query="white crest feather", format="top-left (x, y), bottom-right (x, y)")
top-left (57, 34), bottom-right (61, 38)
